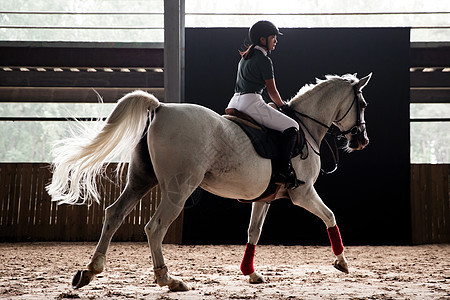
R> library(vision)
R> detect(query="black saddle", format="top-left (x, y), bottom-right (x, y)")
top-left (223, 108), bottom-right (306, 202)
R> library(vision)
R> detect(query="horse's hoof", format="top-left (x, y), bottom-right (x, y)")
top-left (248, 271), bottom-right (265, 284)
top-left (168, 279), bottom-right (189, 292)
top-left (333, 259), bottom-right (349, 274)
top-left (72, 270), bottom-right (95, 289)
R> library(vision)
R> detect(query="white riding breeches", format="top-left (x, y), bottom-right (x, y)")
top-left (227, 93), bottom-right (299, 132)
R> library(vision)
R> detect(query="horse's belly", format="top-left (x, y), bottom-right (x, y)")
top-left (200, 157), bottom-right (271, 200)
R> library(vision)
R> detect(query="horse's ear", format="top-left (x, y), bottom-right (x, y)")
top-left (357, 73), bottom-right (372, 90)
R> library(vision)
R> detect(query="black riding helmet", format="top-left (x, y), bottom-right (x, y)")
top-left (249, 20), bottom-right (283, 46)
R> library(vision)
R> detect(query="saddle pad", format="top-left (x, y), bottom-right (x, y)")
top-left (224, 115), bottom-right (282, 160)
top-left (223, 114), bottom-right (306, 203)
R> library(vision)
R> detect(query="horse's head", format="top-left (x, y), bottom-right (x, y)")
top-left (334, 73), bottom-right (372, 151)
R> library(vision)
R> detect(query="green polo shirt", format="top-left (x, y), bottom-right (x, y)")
top-left (234, 48), bottom-right (274, 94)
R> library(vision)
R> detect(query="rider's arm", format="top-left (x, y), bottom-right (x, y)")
top-left (265, 78), bottom-right (285, 107)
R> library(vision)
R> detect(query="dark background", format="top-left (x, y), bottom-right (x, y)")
top-left (183, 27), bottom-right (411, 245)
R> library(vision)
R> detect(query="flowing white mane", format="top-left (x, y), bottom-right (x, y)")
top-left (290, 74), bottom-right (358, 104)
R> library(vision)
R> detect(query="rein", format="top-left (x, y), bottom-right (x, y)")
top-left (291, 86), bottom-right (362, 174)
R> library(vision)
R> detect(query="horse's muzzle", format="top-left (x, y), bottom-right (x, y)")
top-left (348, 130), bottom-right (369, 150)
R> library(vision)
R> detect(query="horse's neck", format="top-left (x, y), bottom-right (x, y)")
top-left (293, 82), bottom-right (349, 144)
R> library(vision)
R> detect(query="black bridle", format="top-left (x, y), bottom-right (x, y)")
top-left (335, 88), bottom-right (366, 136)
top-left (292, 86), bottom-right (366, 174)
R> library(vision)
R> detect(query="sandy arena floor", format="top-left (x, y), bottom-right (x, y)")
top-left (0, 242), bottom-right (449, 299)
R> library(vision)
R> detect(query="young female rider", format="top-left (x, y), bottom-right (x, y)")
top-left (227, 20), bottom-right (300, 189)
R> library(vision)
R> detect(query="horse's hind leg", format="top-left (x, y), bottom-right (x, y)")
top-left (241, 202), bottom-right (271, 284)
top-left (145, 171), bottom-right (203, 292)
top-left (73, 136), bottom-right (157, 289)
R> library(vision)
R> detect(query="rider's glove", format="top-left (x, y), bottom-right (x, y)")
top-left (280, 104), bottom-right (295, 117)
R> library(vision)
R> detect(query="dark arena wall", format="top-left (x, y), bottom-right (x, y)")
top-left (183, 27), bottom-right (410, 245)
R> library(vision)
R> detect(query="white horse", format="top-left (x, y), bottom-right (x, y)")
top-left (47, 73), bottom-right (371, 291)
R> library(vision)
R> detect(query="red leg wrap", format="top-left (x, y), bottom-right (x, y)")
top-left (327, 225), bottom-right (344, 255)
top-left (240, 243), bottom-right (256, 275)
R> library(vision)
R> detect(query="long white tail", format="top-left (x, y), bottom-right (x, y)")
top-left (46, 90), bottom-right (160, 206)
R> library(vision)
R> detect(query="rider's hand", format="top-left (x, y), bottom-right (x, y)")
top-left (280, 104), bottom-right (295, 116)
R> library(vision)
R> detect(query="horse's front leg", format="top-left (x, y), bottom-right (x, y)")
top-left (241, 202), bottom-right (271, 283)
top-left (291, 187), bottom-right (349, 274)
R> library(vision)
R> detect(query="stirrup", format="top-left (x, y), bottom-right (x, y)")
top-left (273, 171), bottom-right (304, 190)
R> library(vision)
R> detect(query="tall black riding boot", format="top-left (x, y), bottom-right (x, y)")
top-left (274, 127), bottom-right (302, 189)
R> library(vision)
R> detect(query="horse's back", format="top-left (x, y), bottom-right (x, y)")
top-left (148, 102), bottom-right (272, 199)
top-left (149, 103), bottom-right (228, 145)
top-left (148, 102), bottom-right (254, 164)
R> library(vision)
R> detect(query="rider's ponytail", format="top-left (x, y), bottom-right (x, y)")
top-left (239, 44), bottom-right (256, 60)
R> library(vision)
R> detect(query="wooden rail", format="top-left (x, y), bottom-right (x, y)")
top-left (0, 163), bottom-right (183, 243)
top-left (1, 163), bottom-right (448, 244)
top-left (0, 44), bottom-right (165, 103)
top-left (411, 164), bottom-right (450, 244)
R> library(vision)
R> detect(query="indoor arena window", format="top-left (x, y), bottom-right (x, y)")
top-left (410, 103), bottom-right (450, 163)
top-left (0, 103), bottom-right (115, 162)
top-left (0, 0), bottom-right (449, 43)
